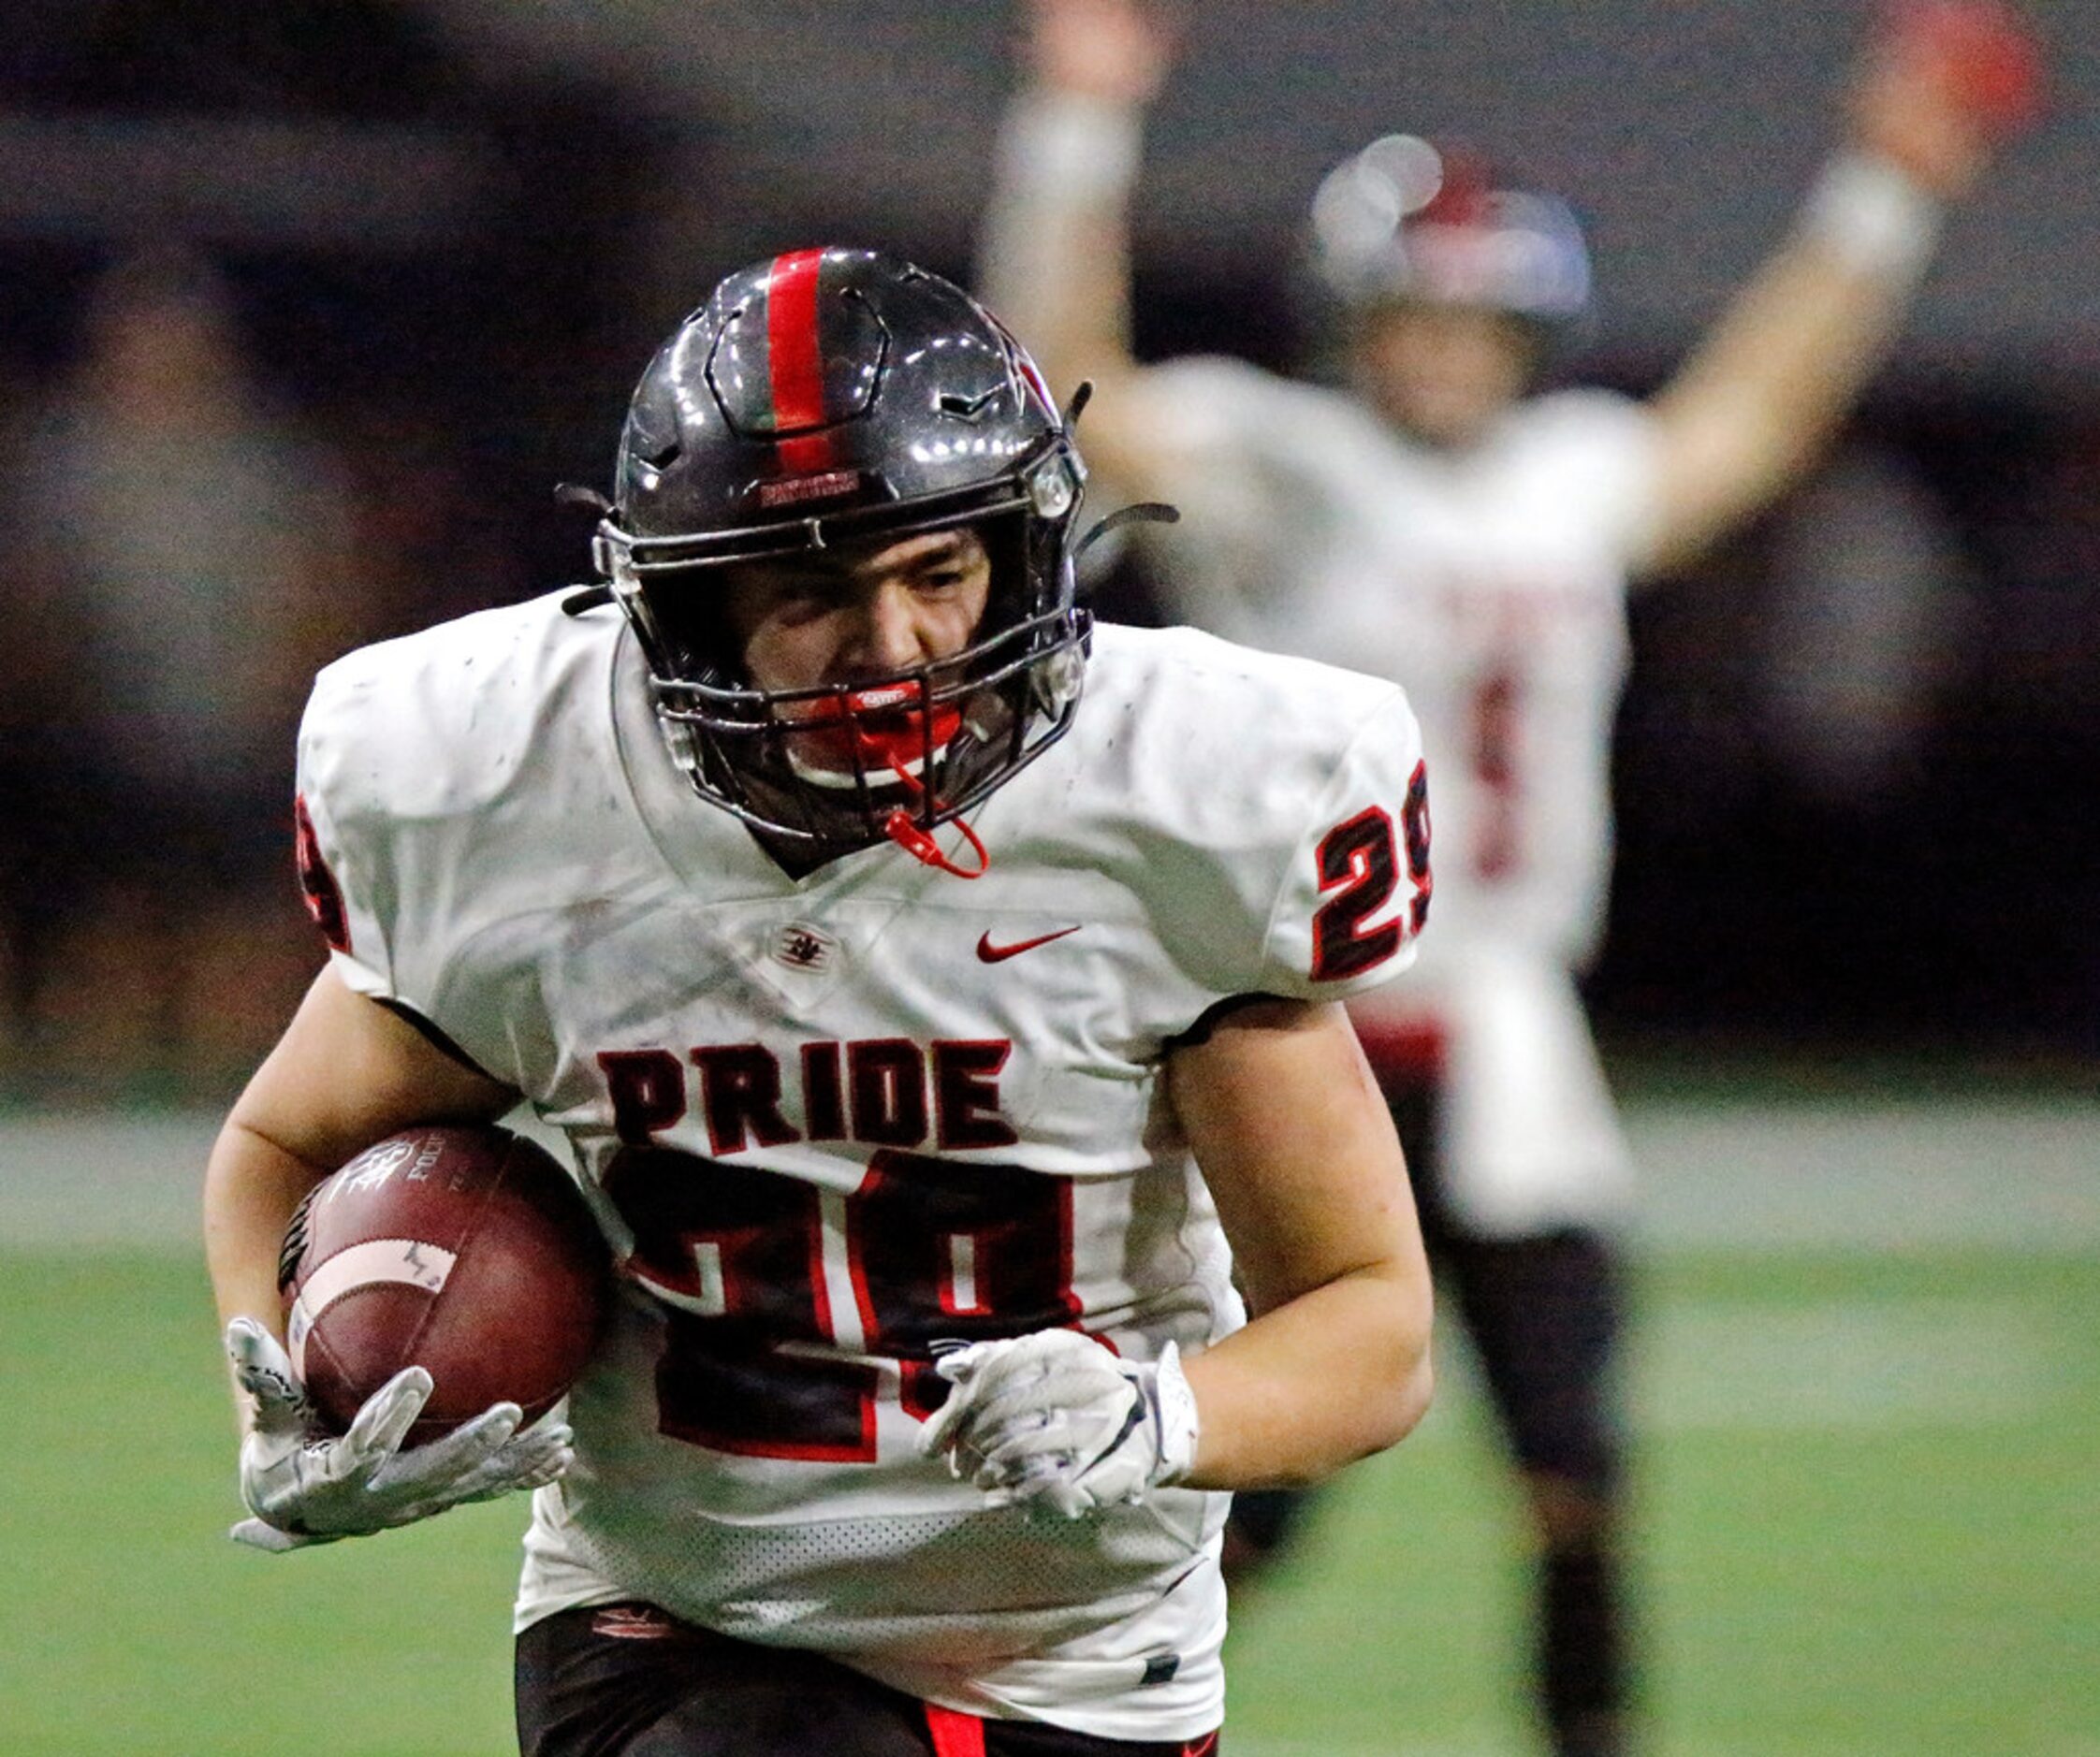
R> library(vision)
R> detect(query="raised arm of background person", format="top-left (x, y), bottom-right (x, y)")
top-left (1167, 997), bottom-right (1435, 1488)
top-left (1637, 3), bottom-right (2040, 579)
top-left (977, 0), bottom-right (1183, 502)
top-left (203, 962), bottom-right (518, 1392)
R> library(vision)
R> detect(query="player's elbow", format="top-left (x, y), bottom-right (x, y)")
top-left (1215, 1251), bottom-right (1436, 1487)
top-left (1328, 1272), bottom-right (1436, 1468)
top-left (1289, 1346), bottom-right (1432, 1490)
top-left (1365, 1300), bottom-right (1437, 1457)
top-left (1385, 1347), bottom-right (1436, 1449)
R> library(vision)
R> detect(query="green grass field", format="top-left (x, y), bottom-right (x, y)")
top-left (5, 1242), bottom-right (2094, 1756)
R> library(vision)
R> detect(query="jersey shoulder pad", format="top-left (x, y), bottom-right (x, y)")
top-left (1510, 385), bottom-right (1652, 450)
top-left (1072, 625), bottom-right (1431, 1002)
top-left (300, 590), bottom-right (611, 827)
top-left (1135, 359), bottom-right (1384, 603)
top-left (294, 592), bottom-right (633, 1068)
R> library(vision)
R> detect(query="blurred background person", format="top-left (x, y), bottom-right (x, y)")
top-left (976, 2), bottom-right (2043, 1752)
top-left (0, 0), bottom-right (669, 1100)
top-left (4, 247), bottom-right (368, 1096)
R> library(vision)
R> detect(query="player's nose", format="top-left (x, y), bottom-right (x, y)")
top-left (847, 580), bottom-right (926, 671)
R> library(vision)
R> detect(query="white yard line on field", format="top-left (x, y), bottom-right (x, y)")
top-left (3, 1095), bottom-right (2098, 1255)
top-left (1629, 1294), bottom-right (2066, 1430)
top-left (1627, 1096), bottom-right (2100, 1255)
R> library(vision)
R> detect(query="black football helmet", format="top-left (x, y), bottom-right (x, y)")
top-left (591, 247), bottom-right (1092, 864)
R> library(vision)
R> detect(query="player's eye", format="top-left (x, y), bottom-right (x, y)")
top-left (766, 574), bottom-right (849, 619)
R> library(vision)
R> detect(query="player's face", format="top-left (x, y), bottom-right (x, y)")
top-left (1349, 301), bottom-right (1539, 450)
top-left (723, 526), bottom-right (994, 698)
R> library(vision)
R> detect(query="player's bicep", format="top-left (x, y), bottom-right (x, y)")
top-left (228, 962), bottom-right (518, 1175)
top-left (1639, 384), bottom-right (1777, 580)
top-left (1167, 996), bottom-right (1425, 1318)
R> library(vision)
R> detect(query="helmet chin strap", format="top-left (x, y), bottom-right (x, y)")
top-left (868, 737), bottom-right (990, 879)
top-left (881, 757), bottom-right (990, 878)
top-left (884, 807), bottom-right (990, 878)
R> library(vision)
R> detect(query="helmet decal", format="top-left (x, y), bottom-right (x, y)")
top-left (753, 468), bottom-right (864, 512)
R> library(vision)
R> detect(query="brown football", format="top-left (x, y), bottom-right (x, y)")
top-left (279, 1123), bottom-right (609, 1445)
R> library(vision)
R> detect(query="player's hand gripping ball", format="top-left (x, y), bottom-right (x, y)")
top-left (228, 1124), bottom-right (608, 1550)
top-left (919, 1329), bottom-right (1200, 1518)
top-left (227, 1318), bottom-right (574, 1551)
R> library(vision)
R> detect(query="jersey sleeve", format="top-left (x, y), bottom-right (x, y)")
top-left (1520, 388), bottom-right (1665, 568)
top-left (287, 626), bottom-right (539, 1085)
top-left (1089, 629), bottom-right (1433, 1021)
top-left (283, 596), bottom-right (650, 1097)
top-left (1253, 683), bottom-right (1432, 999)
top-left (294, 703), bottom-right (398, 1006)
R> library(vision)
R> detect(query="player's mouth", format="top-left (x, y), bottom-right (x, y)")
top-left (782, 684), bottom-right (963, 790)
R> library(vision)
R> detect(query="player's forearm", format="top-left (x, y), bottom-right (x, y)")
top-left (1642, 154), bottom-right (1942, 574)
top-left (203, 1117), bottom-right (331, 1343)
top-left (1178, 1262), bottom-right (1434, 1490)
top-left (203, 1116), bottom-right (335, 1441)
top-left (979, 88), bottom-right (1157, 489)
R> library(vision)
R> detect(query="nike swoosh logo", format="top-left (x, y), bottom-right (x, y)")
top-left (975, 924), bottom-right (1083, 963)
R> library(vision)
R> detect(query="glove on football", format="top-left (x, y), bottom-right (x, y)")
top-left (917, 1329), bottom-right (1199, 1519)
top-left (226, 1315), bottom-right (573, 1552)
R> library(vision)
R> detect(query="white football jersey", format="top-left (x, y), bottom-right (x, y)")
top-left (1139, 356), bottom-right (1658, 973)
top-left (1130, 358), bottom-right (1659, 1232)
top-left (295, 591), bottom-right (1429, 1740)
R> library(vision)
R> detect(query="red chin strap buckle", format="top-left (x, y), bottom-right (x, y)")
top-left (872, 743), bottom-right (990, 879)
top-left (882, 807), bottom-right (989, 879)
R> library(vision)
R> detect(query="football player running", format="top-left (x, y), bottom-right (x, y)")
top-left (977, 3), bottom-right (2042, 1753)
top-left (204, 249), bottom-right (1439, 1755)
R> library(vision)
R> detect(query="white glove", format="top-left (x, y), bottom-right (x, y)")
top-left (917, 1329), bottom-right (1199, 1519)
top-left (226, 1315), bottom-right (574, 1552)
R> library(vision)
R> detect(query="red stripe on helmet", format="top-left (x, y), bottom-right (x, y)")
top-left (1014, 351), bottom-right (1056, 419)
top-left (766, 248), bottom-right (834, 472)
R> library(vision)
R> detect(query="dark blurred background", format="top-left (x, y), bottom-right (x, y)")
top-left (3, 0), bottom-right (2096, 1101)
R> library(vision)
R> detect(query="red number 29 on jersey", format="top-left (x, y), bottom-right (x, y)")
top-left (1310, 760), bottom-right (1432, 982)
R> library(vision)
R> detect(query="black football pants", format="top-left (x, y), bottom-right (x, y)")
top-left (516, 1603), bottom-right (1219, 1757)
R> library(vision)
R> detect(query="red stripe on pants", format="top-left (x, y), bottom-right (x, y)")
top-left (924, 1704), bottom-right (987, 1757)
